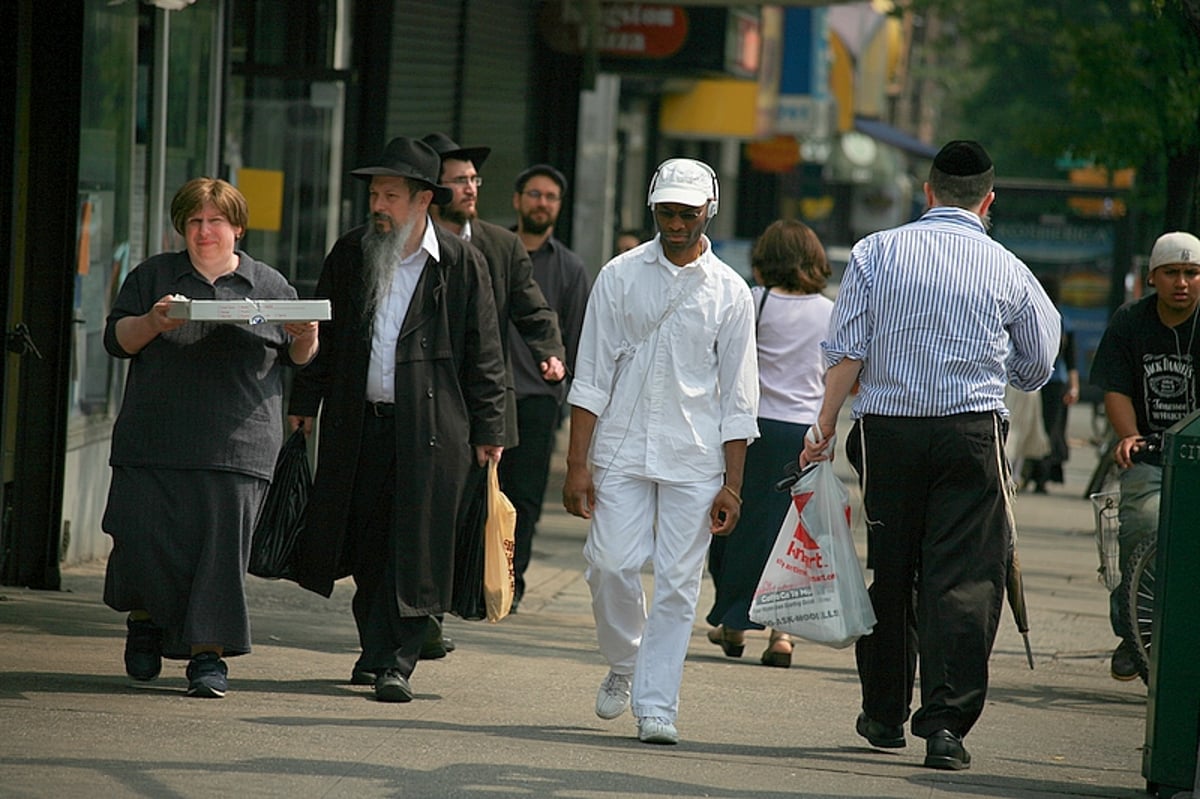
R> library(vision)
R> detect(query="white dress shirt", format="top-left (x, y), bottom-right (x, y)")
top-left (568, 235), bottom-right (760, 482)
top-left (366, 218), bottom-right (440, 403)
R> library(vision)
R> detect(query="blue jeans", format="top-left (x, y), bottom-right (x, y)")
top-left (1109, 462), bottom-right (1161, 639)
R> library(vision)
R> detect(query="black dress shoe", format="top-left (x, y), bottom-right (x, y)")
top-left (374, 668), bottom-right (413, 702)
top-left (350, 668), bottom-right (375, 686)
top-left (924, 729), bottom-right (970, 770)
top-left (419, 635), bottom-right (448, 660)
top-left (856, 712), bottom-right (906, 748)
top-left (443, 635), bottom-right (456, 653)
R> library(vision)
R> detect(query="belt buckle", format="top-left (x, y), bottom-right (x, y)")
top-left (369, 401), bottom-right (389, 417)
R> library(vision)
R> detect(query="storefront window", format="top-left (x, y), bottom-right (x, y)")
top-left (73, 0), bottom-right (138, 418)
top-left (226, 0), bottom-right (350, 296)
top-left (72, 0), bottom-right (220, 420)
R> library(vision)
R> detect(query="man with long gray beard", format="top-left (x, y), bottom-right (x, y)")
top-left (286, 136), bottom-right (507, 703)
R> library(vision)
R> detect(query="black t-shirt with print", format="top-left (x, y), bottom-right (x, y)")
top-left (1091, 293), bottom-right (1200, 435)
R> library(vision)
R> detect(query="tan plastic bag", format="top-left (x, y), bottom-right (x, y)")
top-left (483, 460), bottom-right (517, 622)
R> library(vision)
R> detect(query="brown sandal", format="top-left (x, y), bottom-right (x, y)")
top-left (760, 630), bottom-right (793, 668)
top-left (707, 625), bottom-right (745, 658)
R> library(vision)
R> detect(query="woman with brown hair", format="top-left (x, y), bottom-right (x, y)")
top-left (705, 219), bottom-right (833, 667)
top-left (102, 178), bottom-right (318, 698)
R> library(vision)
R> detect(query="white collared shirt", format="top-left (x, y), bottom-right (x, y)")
top-left (568, 234), bottom-right (760, 482)
top-left (366, 218), bottom-right (441, 402)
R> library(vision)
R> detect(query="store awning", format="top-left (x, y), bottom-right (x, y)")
top-left (853, 116), bottom-right (939, 159)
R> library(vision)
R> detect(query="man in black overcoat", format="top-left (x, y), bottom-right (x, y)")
top-left (287, 136), bottom-right (507, 702)
top-left (420, 132), bottom-right (566, 649)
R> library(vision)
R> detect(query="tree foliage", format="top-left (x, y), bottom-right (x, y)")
top-left (901, 0), bottom-right (1200, 234)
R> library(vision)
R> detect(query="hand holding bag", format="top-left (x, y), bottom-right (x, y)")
top-left (248, 428), bottom-right (311, 580)
top-left (749, 432), bottom-right (875, 648)
top-left (482, 459), bottom-right (517, 622)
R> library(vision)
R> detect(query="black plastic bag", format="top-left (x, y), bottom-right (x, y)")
top-left (249, 428), bottom-right (311, 580)
top-left (450, 464), bottom-right (488, 620)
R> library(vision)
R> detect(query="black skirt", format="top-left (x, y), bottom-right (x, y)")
top-left (102, 466), bottom-right (268, 658)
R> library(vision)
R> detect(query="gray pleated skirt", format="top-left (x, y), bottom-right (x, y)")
top-left (102, 466), bottom-right (268, 659)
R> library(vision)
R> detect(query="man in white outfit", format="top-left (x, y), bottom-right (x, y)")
top-left (562, 158), bottom-right (760, 745)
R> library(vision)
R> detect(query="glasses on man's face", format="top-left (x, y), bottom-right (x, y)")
top-left (522, 189), bottom-right (561, 203)
top-left (447, 176), bottom-right (483, 187)
top-left (654, 207), bottom-right (703, 222)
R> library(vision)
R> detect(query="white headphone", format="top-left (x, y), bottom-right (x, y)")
top-left (647, 158), bottom-right (719, 219)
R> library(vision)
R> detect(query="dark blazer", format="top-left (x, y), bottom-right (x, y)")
top-left (288, 222), bottom-right (506, 606)
top-left (469, 218), bottom-right (564, 447)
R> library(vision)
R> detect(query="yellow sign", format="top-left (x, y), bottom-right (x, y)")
top-left (237, 168), bottom-right (285, 232)
top-left (660, 79), bottom-right (761, 138)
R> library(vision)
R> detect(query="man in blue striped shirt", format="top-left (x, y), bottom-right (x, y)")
top-left (804, 140), bottom-right (1060, 771)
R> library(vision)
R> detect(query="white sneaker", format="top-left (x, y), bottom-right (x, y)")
top-left (594, 671), bottom-right (632, 719)
top-left (637, 716), bottom-right (679, 745)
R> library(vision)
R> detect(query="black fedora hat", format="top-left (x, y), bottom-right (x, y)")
top-left (351, 137), bottom-right (452, 205)
top-left (421, 132), bottom-right (491, 169)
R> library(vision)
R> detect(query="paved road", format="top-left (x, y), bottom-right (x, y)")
top-left (0, 411), bottom-right (1176, 798)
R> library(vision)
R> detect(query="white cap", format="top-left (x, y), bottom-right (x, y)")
top-left (647, 158), bottom-right (717, 211)
top-left (1149, 231), bottom-right (1200, 271)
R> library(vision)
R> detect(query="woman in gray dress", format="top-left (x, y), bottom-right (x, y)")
top-left (102, 178), bottom-right (318, 698)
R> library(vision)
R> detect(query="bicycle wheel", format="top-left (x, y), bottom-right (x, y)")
top-left (1120, 535), bottom-right (1156, 685)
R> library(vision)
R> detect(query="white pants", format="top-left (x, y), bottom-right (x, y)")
top-left (583, 469), bottom-right (722, 721)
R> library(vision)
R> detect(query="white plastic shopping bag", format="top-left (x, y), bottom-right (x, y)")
top-left (749, 448), bottom-right (876, 648)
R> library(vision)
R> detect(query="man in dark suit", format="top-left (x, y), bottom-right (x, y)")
top-left (421, 132), bottom-right (566, 647)
top-left (503, 163), bottom-right (592, 611)
top-left (287, 136), bottom-right (507, 703)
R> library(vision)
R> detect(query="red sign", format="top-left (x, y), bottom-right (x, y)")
top-left (539, 2), bottom-right (689, 59)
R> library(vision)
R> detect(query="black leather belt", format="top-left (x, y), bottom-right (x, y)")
top-left (366, 401), bottom-right (395, 417)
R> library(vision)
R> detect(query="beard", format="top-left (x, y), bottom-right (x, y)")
top-left (438, 200), bottom-right (474, 228)
top-left (519, 209), bottom-right (554, 236)
top-left (362, 211), bottom-right (418, 314)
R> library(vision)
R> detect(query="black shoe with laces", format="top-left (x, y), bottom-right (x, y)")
top-left (374, 668), bottom-right (413, 702)
top-left (185, 652), bottom-right (228, 698)
top-left (124, 617), bottom-right (163, 682)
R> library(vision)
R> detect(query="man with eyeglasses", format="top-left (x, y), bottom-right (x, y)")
top-left (420, 132), bottom-right (565, 654)
top-left (1090, 230), bottom-right (1200, 683)
top-left (502, 164), bottom-right (592, 612)
top-left (563, 157), bottom-right (759, 745)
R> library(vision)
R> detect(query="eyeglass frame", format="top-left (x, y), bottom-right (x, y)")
top-left (447, 175), bottom-right (484, 187)
top-left (521, 189), bottom-right (561, 203)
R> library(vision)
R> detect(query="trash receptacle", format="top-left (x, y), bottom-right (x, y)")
top-left (1142, 409), bottom-right (1200, 797)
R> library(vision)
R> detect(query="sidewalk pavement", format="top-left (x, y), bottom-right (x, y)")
top-left (0, 410), bottom-right (1175, 798)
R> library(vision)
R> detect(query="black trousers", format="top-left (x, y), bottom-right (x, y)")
top-left (497, 395), bottom-right (561, 601)
top-left (853, 413), bottom-right (1010, 739)
top-left (347, 412), bottom-right (428, 678)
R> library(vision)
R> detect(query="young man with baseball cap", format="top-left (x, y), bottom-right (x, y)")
top-left (1090, 230), bottom-right (1200, 682)
top-left (563, 157), bottom-right (760, 745)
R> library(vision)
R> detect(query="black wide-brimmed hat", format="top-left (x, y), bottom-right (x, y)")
top-left (351, 137), bottom-right (452, 205)
top-left (421, 132), bottom-right (491, 169)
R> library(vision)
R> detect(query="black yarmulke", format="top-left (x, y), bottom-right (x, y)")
top-left (933, 140), bottom-right (993, 176)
